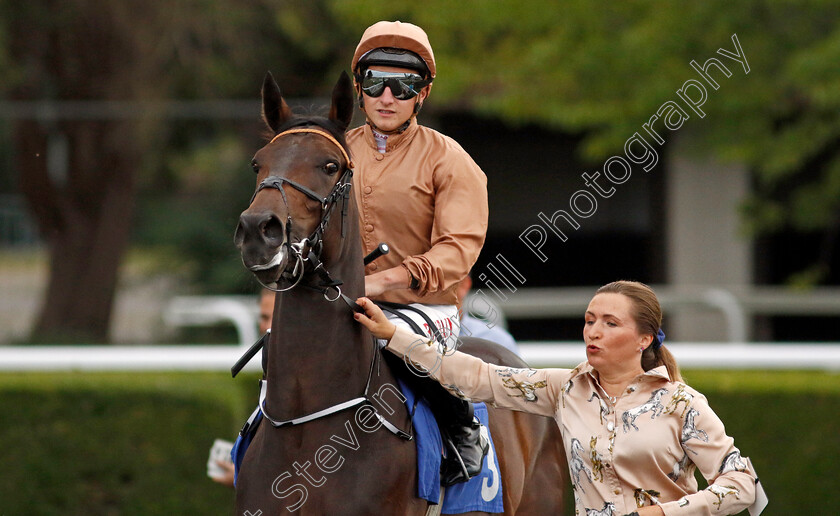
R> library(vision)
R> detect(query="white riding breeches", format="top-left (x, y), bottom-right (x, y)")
top-left (381, 303), bottom-right (460, 350)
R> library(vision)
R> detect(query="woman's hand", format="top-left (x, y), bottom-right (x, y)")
top-left (633, 506), bottom-right (664, 516)
top-left (354, 297), bottom-right (397, 341)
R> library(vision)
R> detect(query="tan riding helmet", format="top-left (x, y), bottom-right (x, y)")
top-left (351, 21), bottom-right (436, 81)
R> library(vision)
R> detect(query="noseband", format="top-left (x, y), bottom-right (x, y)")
top-left (250, 127), bottom-right (355, 295)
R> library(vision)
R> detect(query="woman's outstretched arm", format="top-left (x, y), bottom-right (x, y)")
top-left (355, 297), bottom-right (565, 417)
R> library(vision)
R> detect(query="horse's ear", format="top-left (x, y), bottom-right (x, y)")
top-left (262, 71), bottom-right (292, 133)
top-left (329, 71), bottom-right (354, 133)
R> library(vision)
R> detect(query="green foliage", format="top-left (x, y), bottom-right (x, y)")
top-left (132, 132), bottom-right (258, 294)
top-left (687, 369), bottom-right (840, 515)
top-left (0, 372), bottom-right (251, 515)
top-left (0, 369), bottom-right (836, 514)
top-left (5, 0), bottom-right (840, 314)
top-left (327, 0), bottom-right (840, 243)
top-left (0, 19), bottom-right (12, 91)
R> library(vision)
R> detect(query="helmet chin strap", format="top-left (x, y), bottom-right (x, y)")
top-left (365, 117), bottom-right (413, 135)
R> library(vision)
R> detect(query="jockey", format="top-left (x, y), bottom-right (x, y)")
top-left (348, 21), bottom-right (490, 485)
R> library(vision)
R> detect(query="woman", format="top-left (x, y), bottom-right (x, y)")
top-left (355, 281), bottom-right (764, 515)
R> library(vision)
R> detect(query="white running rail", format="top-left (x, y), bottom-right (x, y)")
top-left (0, 342), bottom-right (838, 371)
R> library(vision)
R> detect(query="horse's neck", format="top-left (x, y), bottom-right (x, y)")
top-left (265, 208), bottom-right (373, 418)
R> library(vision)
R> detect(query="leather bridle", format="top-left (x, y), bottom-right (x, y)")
top-left (249, 127), bottom-right (355, 297)
top-left (241, 127), bottom-right (412, 441)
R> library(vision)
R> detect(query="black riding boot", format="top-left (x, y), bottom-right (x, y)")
top-left (382, 351), bottom-right (489, 486)
top-left (436, 397), bottom-right (490, 486)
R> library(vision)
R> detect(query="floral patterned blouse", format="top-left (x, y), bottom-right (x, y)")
top-left (387, 327), bottom-right (760, 515)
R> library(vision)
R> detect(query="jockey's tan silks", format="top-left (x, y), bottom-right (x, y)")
top-left (347, 119), bottom-right (488, 306)
top-left (387, 326), bottom-right (763, 516)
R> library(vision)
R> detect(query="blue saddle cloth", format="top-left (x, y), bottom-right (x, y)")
top-left (397, 378), bottom-right (504, 514)
top-left (230, 406), bottom-right (262, 486)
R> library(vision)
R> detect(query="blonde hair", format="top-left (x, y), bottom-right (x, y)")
top-left (595, 280), bottom-right (682, 382)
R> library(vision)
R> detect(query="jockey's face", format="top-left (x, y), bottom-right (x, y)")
top-left (583, 293), bottom-right (651, 376)
top-left (360, 65), bottom-right (429, 133)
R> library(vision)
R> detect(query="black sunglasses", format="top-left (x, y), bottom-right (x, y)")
top-left (361, 70), bottom-right (430, 100)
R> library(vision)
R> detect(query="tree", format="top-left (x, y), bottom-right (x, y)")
top-left (0, 0), bottom-right (369, 343)
top-left (327, 0), bottom-right (840, 283)
top-left (6, 0), bottom-right (840, 342)
top-left (1, 0), bottom-right (278, 342)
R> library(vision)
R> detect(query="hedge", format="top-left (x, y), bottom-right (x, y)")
top-left (685, 369), bottom-right (840, 515)
top-left (0, 369), bottom-right (836, 515)
top-left (0, 372), bottom-right (251, 516)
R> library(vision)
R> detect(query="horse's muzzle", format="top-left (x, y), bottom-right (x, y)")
top-left (235, 210), bottom-right (289, 282)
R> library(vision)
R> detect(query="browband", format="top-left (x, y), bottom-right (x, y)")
top-left (270, 128), bottom-right (355, 170)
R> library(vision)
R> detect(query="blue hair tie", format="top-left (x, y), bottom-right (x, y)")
top-left (653, 328), bottom-right (666, 349)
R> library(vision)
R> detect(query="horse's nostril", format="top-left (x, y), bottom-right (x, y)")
top-left (237, 211), bottom-right (285, 248)
top-left (262, 215), bottom-right (285, 243)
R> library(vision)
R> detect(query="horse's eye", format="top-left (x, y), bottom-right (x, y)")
top-left (323, 161), bottom-right (339, 174)
top-left (250, 159), bottom-right (259, 173)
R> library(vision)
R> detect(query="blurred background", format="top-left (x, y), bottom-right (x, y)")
top-left (3, 0), bottom-right (840, 345)
top-left (0, 1), bottom-right (838, 514)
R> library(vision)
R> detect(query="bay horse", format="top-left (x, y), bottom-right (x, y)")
top-left (233, 71), bottom-right (567, 515)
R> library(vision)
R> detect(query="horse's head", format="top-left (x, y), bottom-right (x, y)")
top-left (234, 72), bottom-right (355, 288)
